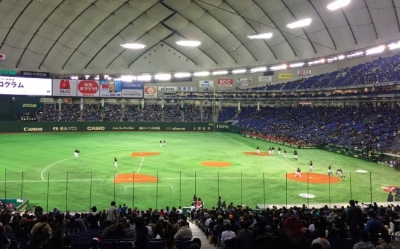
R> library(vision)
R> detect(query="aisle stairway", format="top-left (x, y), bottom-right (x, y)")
top-left (189, 221), bottom-right (215, 249)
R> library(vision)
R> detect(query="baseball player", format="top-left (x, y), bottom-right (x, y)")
top-left (295, 168), bottom-right (302, 177)
top-left (328, 165), bottom-right (332, 176)
top-left (309, 161), bottom-right (313, 172)
top-left (114, 157), bottom-right (118, 168)
top-left (256, 146), bottom-right (260, 154)
top-left (278, 147), bottom-right (281, 155)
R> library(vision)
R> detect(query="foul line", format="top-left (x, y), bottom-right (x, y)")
top-left (123, 185), bottom-right (173, 190)
top-left (137, 157), bottom-right (145, 174)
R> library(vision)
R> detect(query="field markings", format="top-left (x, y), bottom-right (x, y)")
top-left (123, 185), bottom-right (173, 190)
top-left (137, 157), bottom-right (145, 174)
top-left (217, 133), bottom-right (297, 171)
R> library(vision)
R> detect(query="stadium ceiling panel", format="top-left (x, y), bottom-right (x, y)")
top-left (0, 0), bottom-right (399, 74)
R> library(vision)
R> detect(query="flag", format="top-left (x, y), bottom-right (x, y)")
top-left (0, 54), bottom-right (5, 60)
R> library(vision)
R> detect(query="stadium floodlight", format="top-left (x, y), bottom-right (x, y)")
top-left (120, 43), bottom-right (146, 49)
top-left (232, 69), bottom-right (247, 74)
top-left (176, 40), bottom-right (201, 47)
top-left (327, 0), bottom-right (351, 11)
top-left (137, 75), bottom-right (152, 81)
top-left (366, 45), bottom-right (385, 55)
top-left (94, 75), bottom-right (100, 80)
top-left (174, 72), bottom-right (191, 78)
top-left (308, 59), bottom-right (325, 66)
top-left (327, 55), bottom-right (346, 63)
top-left (212, 70), bottom-right (229, 76)
top-left (289, 62), bottom-right (305, 68)
top-left (250, 67), bottom-right (267, 73)
top-left (70, 76), bottom-right (78, 80)
top-left (247, 33), bottom-right (273, 39)
top-left (84, 75), bottom-right (90, 79)
top-left (287, 18), bottom-right (312, 29)
top-left (388, 41), bottom-right (400, 50)
top-left (270, 64), bottom-right (287, 71)
top-left (346, 51), bottom-right (363, 58)
top-left (193, 71), bottom-right (210, 77)
top-left (119, 75), bottom-right (136, 82)
top-left (155, 74), bottom-right (171, 81)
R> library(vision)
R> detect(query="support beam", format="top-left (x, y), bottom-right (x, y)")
top-left (364, 0), bottom-right (378, 39)
top-left (341, 10), bottom-right (357, 45)
top-left (308, 0), bottom-right (337, 50)
top-left (392, 0), bottom-right (400, 33)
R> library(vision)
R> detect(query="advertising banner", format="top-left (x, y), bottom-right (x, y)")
top-left (158, 86), bottom-right (177, 91)
top-left (0, 76), bottom-right (52, 96)
top-left (144, 86), bottom-right (157, 98)
top-left (298, 70), bottom-right (311, 76)
top-left (199, 80), bottom-right (213, 88)
top-left (218, 79), bottom-right (233, 86)
top-left (99, 80), bottom-right (122, 98)
top-left (76, 80), bottom-right (100, 97)
top-left (259, 76), bottom-right (272, 82)
top-left (121, 82), bottom-right (143, 98)
top-left (278, 73), bottom-right (292, 79)
top-left (20, 71), bottom-right (50, 78)
top-left (177, 86), bottom-right (197, 91)
top-left (52, 79), bottom-right (77, 97)
top-left (237, 78), bottom-right (252, 86)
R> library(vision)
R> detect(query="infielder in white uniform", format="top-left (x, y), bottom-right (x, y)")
top-left (114, 157), bottom-right (118, 168)
top-left (295, 168), bottom-right (302, 177)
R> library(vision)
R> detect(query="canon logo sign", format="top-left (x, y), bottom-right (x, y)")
top-left (217, 79), bottom-right (233, 86)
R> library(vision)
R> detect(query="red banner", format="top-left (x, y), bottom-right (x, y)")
top-left (218, 79), bottom-right (233, 86)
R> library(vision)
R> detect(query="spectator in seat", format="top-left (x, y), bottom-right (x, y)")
top-left (106, 201), bottom-right (118, 224)
top-left (268, 217), bottom-right (310, 249)
top-left (174, 220), bottom-right (192, 240)
top-left (30, 215), bottom-right (52, 248)
top-left (365, 211), bottom-right (382, 245)
top-left (152, 222), bottom-right (164, 239)
top-left (135, 218), bottom-right (149, 249)
top-left (376, 233), bottom-right (395, 249)
top-left (51, 214), bottom-right (66, 248)
top-left (124, 220), bottom-right (136, 239)
top-left (353, 230), bottom-right (375, 249)
top-left (189, 238), bottom-right (201, 249)
top-left (88, 206), bottom-right (100, 228)
top-left (164, 222), bottom-right (177, 239)
top-left (238, 221), bottom-right (253, 240)
top-left (165, 238), bottom-right (177, 249)
top-left (89, 238), bottom-right (100, 249)
top-left (311, 229), bottom-right (330, 249)
top-left (221, 223), bottom-right (237, 249)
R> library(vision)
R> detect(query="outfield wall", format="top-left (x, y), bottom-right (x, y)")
top-left (0, 121), bottom-right (243, 133)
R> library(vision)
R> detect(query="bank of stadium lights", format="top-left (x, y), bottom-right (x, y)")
top-left (289, 62), bottom-right (305, 68)
top-left (388, 41), bottom-right (400, 50)
top-left (84, 75), bottom-right (90, 79)
top-left (327, 55), bottom-right (345, 63)
top-left (250, 67), bottom-right (267, 73)
top-left (346, 51), bottom-right (363, 59)
top-left (308, 59), bottom-right (325, 66)
top-left (94, 75), bottom-right (100, 80)
top-left (232, 69), bottom-right (247, 74)
top-left (137, 75), bottom-right (152, 81)
top-left (193, 71), bottom-right (210, 77)
top-left (287, 18), bottom-right (312, 29)
top-left (155, 74), bottom-right (171, 81)
top-left (70, 76), bottom-right (78, 80)
top-left (247, 33), bottom-right (273, 39)
top-left (327, 0), bottom-right (351, 11)
top-left (212, 70), bottom-right (228, 76)
top-left (270, 64), bottom-right (287, 71)
top-left (174, 72), bottom-right (191, 78)
top-left (366, 45), bottom-right (385, 55)
top-left (120, 43), bottom-right (146, 49)
top-left (119, 75), bottom-right (136, 82)
top-left (176, 40), bottom-right (201, 47)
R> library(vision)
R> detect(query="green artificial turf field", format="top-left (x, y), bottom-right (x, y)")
top-left (1, 131), bottom-right (398, 212)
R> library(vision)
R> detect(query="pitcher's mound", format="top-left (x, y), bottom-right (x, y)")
top-left (114, 173), bottom-right (157, 183)
top-left (243, 152), bottom-right (272, 156)
top-left (201, 161), bottom-right (231, 167)
top-left (286, 173), bottom-right (341, 184)
top-left (131, 152), bottom-right (160, 157)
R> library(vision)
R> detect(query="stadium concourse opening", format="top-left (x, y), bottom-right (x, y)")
top-left (130, 152), bottom-right (160, 157)
top-left (201, 161), bottom-right (232, 167)
top-left (243, 152), bottom-right (273, 156)
top-left (286, 173), bottom-right (341, 184)
top-left (114, 173), bottom-right (157, 183)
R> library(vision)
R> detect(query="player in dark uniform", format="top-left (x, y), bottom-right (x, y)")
top-left (328, 165), bottom-right (332, 176)
top-left (309, 161), bottom-right (313, 172)
top-left (114, 157), bottom-right (118, 168)
top-left (278, 147), bottom-right (281, 155)
top-left (294, 149), bottom-right (298, 160)
top-left (295, 168), bottom-right (301, 177)
top-left (336, 168), bottom-right (345, 178)
top-left (284, 149), bottom-right (287, 158)
top-left (160, 140), bottom-right (162, 147)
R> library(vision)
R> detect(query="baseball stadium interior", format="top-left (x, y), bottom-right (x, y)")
top-left (2, 0), bottom-right (400, 249)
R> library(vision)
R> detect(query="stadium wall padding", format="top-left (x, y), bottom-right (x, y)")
top-left (0, 122), bottom-right (243, 133)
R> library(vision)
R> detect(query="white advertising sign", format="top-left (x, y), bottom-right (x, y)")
top-left (144, 86), bottom-right (158, 98)
top-left (52, 79), bottom-right (78, 96)
top-left (0, 77), bottom-right (52, 96)
top-left (199, 80), bottom-right (214, 88)
top-left (259, 76), bottom-right (272, 82)
top-left (158, 86), bottom-right (177, 91)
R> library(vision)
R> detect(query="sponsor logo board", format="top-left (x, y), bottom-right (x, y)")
top-left (23, 127), bottom-right (43, 132)
top-left (87, 126), bottom-right (105, 131)
top-left (278, 73), bottom-right (292, 79)
top-left (77, 80), bottom-right (100, 97)
top-left (52, 79), bottom-right (78, 96)
top-left (217, 79), bottom-right (233, 86)
top-left (144, 86), bottom-right (157, 98)
top-left (121, 82), bottom-right (143, 98)
top-left (158, 86), bottom-right (177, 91)
top-left (0, 77), bottom-right (52, 96)
top-left (99, 80), bottom-right (122, 98)
top-left (298, 70), bottom-right (311, 76)
top-left (199, 80), bottom-right (213, 88)
top-left (237, 78), bottom-right (252, 86)
top-left (259, 76), bottom-right (272, 82)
